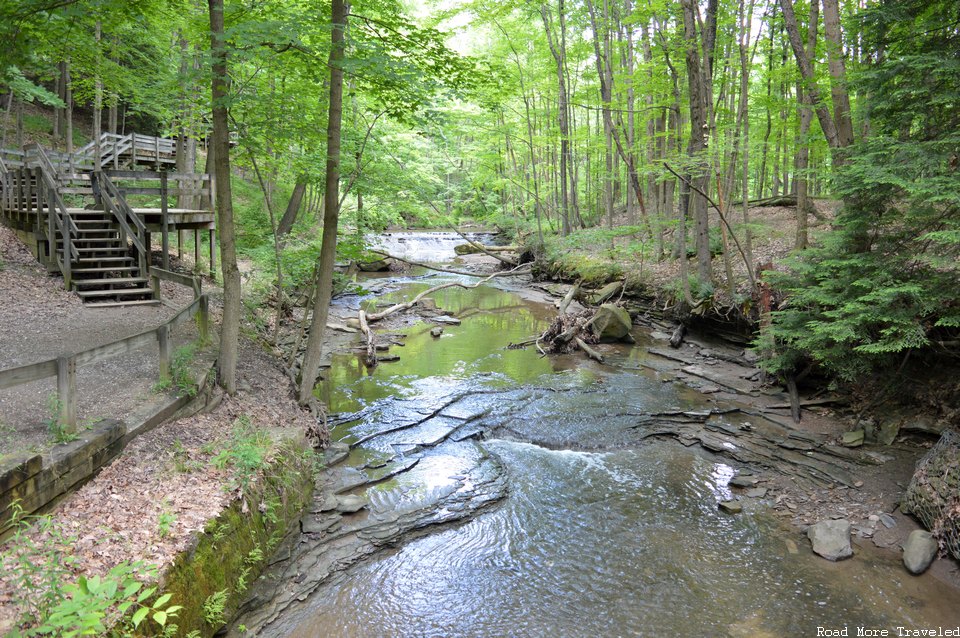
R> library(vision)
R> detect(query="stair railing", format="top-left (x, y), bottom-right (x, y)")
top-left (92, 170), bottom-right (148, 277)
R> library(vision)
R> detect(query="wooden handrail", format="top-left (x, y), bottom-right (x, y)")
top-left (0, 294), bottom-right (210, 431)
top-left (94, 171), bottom-right (146, 253)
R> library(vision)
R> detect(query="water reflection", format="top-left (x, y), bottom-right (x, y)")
top-left (292, 442), bottom-right (957, 637)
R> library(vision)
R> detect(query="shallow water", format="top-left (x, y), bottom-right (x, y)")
top-left (264, 235), bottom-right (960, 637)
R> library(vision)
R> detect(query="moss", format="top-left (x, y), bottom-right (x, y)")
top-left (158, 440), bottom-right (314, 637)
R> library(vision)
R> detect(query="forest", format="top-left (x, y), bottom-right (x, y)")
top-left (1, 0), bottom-right (958, 402)
top-left (1, 0), bottom-right (960, 634)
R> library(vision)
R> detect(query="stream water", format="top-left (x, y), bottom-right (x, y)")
top-left (235, 233), bottom-right (960, 637)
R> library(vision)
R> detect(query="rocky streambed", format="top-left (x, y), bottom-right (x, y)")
top-left (228, 235), bottom-right (960, 636)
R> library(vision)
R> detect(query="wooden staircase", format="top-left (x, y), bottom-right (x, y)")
top-left (61, 209), bottom-right (155, 307)
top-left (1, 147), bottom-right (158, 307)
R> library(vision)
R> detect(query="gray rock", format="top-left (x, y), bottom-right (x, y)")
top-left (430, 326), bottom-right (444, 338)
top-left (418, 297), bottom-right (438, 311)
top-left (730, 475), bottom-right (759, 488)
top-left (719, 500), bottom-right (742, 514)
top-left (901, 416), bottom-right (947, 436)
top-left (879, 513), bottom-right (896, 529)
top-left (358, 259), bottom-right (390, 272)
top-left (335, 494), bottom-right (368, 514)
top-left (590, 304), bottom-right (635, 343)
top-left (841, 430), bottom-right (865, 448)
top-left (746, 487), bottom-right (768, 499)
top-left (903, 530), bottom-right (938, 574)
top-left (431, 315), bottom-right (462, 325)
top-left (807, 519), bottom-right (853, 561)
top-left (742, 349), bottom-right (760, 364)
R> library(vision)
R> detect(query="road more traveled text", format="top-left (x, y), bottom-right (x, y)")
top-left (817, 628), bottom-right (960, 637)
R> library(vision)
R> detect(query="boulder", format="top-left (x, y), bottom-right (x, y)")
top-left (807, 519), bottom-right (853, 561)
top-left (357, 259), bottom-right (390, 272)
top-left (418, 297), bottom-right (438, 311)
top-left (590, 304), bottom-right (635, 343)
top-left (841, 430), bottom-right (865, 448)
top-left (430, 326), bottom-right (444, 338)
top-left (902, 430), bottom-right (960, 559)
top-left (902, 530), bottom-right (938, 574)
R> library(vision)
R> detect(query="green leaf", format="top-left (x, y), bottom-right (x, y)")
top-left (153, 610), bottom-right (168, 626)
top-left (154, 593), bottom-right (173, 609)
top-left (131, 606), bottom-right (150, 628)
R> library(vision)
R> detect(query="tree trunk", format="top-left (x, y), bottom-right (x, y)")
top-left (795, 0), bottom-right (818, 249)
top-left (297, 0), bottom-right (348, 405)
top-left (681, 0), bottom-right (712, 288)
top-left (277, 178), bottom-right (307, 237)
top-left (821, 0), bottom-right (854, 148)
top-left (208, 0), bottom-right (241, 395)
top-left (541, 1), bottom-right (571, 236)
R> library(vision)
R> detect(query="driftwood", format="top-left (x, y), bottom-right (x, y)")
top-left (454, 243), bottom-right (518, 255)
top-left (447, 225), bottom-right (517, 266)
top-left (669, 324), bottom-right (687, 348)
top-left (576, 337), bottom-right (604, 363)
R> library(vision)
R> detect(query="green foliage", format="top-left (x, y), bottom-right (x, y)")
top-left (44, 394), bottom-right (77, 444)
top-left (155, 344), bottom-right (199, 397)
top-left (765, 0), bottom-right (960, 381)
top-left (2, 502), bottom-right (181, 637)
top-left (201, 589), bottom-right (228, 626)
top-left (157, 503), bottom-right (177, 539)
top-left (211, 415), bottom-right (276, 490)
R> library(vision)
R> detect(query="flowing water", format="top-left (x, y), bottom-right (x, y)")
top-left (241, 233), bottom-right (960, 637)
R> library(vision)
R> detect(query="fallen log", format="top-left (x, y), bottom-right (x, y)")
top-left (454, 243), bottom-right (518, 255)
top-left (669, 324), bottom-right (687, 348)
top-left (575, 337), bottom-right (604, 363)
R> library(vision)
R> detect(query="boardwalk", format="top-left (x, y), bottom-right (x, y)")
top-left (0, 134), bottom-right (216, 307)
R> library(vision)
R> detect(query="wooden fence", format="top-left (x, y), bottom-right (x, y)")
top-left (0, 293), bottom-right (209, 432)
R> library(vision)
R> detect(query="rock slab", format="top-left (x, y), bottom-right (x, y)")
top-left (590, 304), bottom-right (635, 343)
top-left (903, 530), bottom-right (938, 575)
top-left (807, 519), bottom-right (853, 561)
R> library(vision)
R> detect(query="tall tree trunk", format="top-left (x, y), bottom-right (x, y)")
top-left (208, 0), bottom-right (241, 395)
top-left (821, 0), bottom-right (854, 148)
top-left (778, 0), bottom-right (843, 152)
top-left (298, 0), bottom-right (348, 405)
top-left (277, 178), bottom-right (307, 237)
top-left (794, 0), bottom-right (818, 249)
top-left (681, 0), bottom-right (712, 288)
top-left (541, 2), bottom-right (571, 236)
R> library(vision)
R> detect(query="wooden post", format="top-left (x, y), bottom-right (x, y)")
top-left (151, 272), bottom-right (161, 300)
top-left (193, 228), bottom-right (200, 273)
top-left (160, 171), bottom-right (169, 269)
top-left (154, 135), bottom-right (160, 170)
top-left (56, 355), bottom-right (77, 433)
top-left (177, 230), bottom-right (183, 260)
top-left (208, 228), bottom-right (216, 278)
top-left (198, 294), bottom-right (209, 343)
top-left (157, 324), bottom-right (171, 381)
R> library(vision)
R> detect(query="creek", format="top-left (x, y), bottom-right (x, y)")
top-left (230, 233), bottom-right (959, 637)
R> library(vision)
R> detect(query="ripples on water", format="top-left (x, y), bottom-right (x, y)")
top-left (274, 255), bottom-right (960, 637)
top-left (287, 439), bottom-right (956, 637)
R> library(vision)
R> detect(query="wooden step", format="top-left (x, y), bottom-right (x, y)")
top-left (72, 266), bottom-right (140, 274)
top-left (73, 247), bottom-right (127, 254)
top-left (73, 277), bottom-right (149, 287)
top-left (75, 256), bottom-right (135, 264)
top-left (75, 287), bottom-right (153, 298)
top-left (83, 299), bottom-right (161, 308)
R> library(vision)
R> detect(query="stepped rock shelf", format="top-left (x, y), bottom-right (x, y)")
top-left (0, 134), bottom-right (215, 306)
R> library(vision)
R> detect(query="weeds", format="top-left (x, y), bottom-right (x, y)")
top-left (1, 502), bottom-right (182, 636)
top-left (201, 589), bottom-right (228, 626)
top-left (157, 503), bottom-right (177, 539)
top-left (211, 415), bottom-right (275, 490)
top-left (153, 343), bottom-right (199, 397)
top-left (44, 394), bottom-right (77, 444)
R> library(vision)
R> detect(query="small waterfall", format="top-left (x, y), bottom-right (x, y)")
top-left (370, 231), bottom-right (500, 262)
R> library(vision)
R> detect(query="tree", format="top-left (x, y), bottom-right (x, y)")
top-left (208, 0), bottom-right (241, 395)
top-left (297, 0), bottom-right (348, 406)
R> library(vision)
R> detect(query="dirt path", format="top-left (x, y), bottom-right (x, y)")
top-left (0, 225), bottom-right (199, 460)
